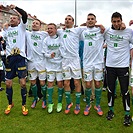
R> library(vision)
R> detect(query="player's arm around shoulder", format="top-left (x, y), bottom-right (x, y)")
top-left (95, 24), bottom-right (106, 34)
top-left (57, 29), bottom-right (63, 36)
top-left (41, 31), bottom-right (48, 38)
top-left (76, 26), bottom-right (87, 35)
top-left (42, 37), bottom-right (51, 58)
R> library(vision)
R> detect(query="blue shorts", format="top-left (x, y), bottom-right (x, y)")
top-left (5, 55), bottom-right (27, 79)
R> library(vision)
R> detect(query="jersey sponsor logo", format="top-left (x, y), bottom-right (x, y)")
top-left (48, 44), bottom-right (60, 50)
top-left (110, 34), bottom-right (123, 41)
top-left (31, 34), bottom-right (41, 40)
top-left (8, 30), bottom-right (18, 37)
top-left (84, 33), bottom-right (96, 39)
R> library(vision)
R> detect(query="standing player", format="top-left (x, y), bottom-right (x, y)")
top-left (26, 19), bottom-right (48, 109)
top-left (0, 49), bottom-right (5, 91)
top-left (105, 12), bottom-right (133, 126)
top-left (59, 15), bottom-right (87, 115)
top-left (0, 37), bottom-right (6, 91)
top-left (81, 13), bottom-right (104, 116)
top-left (129, 21), bottom-right (133, 121)
top-left (59, 15), bottom-right (104, 115)
top-left (43, 23), bottom-right (63, 113)
top-left (1, 4), bottom-right (28, 115)
top-left (130, 49), bottom-right (133, 121)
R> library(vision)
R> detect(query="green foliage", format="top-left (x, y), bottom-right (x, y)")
top-left (0, 78), bottom-right (133, 133)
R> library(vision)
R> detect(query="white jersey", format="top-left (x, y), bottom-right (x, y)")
top-left (81, 27), bottom-right (104, 68)
top-left (59, 27), bottom-right (86, 58)
top-left (130, 43), bottom-right (133, 50)
top-left (105, 27), bottom-right (133, 67)
top-left (2, 19), bottom-right (27, 57)
top-left (43, 35), bottom-right (63, 71)
top-left (26, 30), bottom-right (48, 62)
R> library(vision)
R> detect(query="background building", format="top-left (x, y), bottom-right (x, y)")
top-left (0, 4), bottom-right (47, 31)
top-left (0, 5), bottom-right (17, 30)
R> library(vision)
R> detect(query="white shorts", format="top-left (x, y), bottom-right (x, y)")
top-left (83, 63), bottom-right (103, 81)
top-left (62, 57), bottom-right (82, 80)
top-left (47, 71), bottom-right (63, 82)
top-left (28, 61), bottom-right (46, 80)
top-left (0, 60), bottom-right (3, 70)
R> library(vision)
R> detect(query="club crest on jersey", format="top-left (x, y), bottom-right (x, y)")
top-left (63, 34), bottom-right (67, 38)
top-left (33, 42), bottom-right (37, 46)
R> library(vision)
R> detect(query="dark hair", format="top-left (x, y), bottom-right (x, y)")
top-left (111, 12), bottom-right (122, 21)
top-left (67, 15), bottom-right (74, 22)
top-left (34, 19), bottom-right (42, 25)
top-left (47, 23), bottom-right (57, 29)
top-left (87, 13), bottom-right (96, 19)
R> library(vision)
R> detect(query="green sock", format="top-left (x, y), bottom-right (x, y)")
top-left (47, 87), bottom-right (53, 104)
top-left (132, 96), bottom-right (133, 105)
top-left (125, 111), bottom-right (130, 115)
top-left (58, 88), bottom-right (64, 103)
top-left (31, 84), bottom-right (38, 100)
top-left (75, 92), bottom-right (81, 104)
top-left (95, 88), bottom-right (102, 106)
top-left (109, 106), bottom-right (114, 112)
top-left (85, 88), bottom-right (91, 107)
top-left (65, 91), bottom-right (71, 104)
top-left (41, 85), bottom-right (47, 101)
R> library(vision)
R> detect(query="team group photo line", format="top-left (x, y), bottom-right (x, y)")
top-left (1, 4), bottom-right (133, 126)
